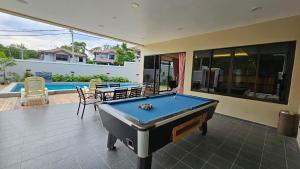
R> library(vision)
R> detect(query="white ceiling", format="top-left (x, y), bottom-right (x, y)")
top-left (1, 0), bottom-right (300, 45)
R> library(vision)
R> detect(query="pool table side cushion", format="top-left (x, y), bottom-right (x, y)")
top-left (98, 101), bottom-right (218, 156)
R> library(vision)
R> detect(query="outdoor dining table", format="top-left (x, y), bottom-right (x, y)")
top-left (95, 86), bottom-right (137, 101)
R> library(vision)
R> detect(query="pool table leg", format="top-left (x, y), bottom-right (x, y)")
top-left (201, 121), bottom-right (207, 136)
top-left (137, 155), bottom-right (152, 169)
top-left (107, 133), bottom-right (117, 150)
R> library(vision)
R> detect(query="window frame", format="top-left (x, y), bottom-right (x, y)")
top-left (55, 54), bottom-right (69, 61)
top-left (191, 41), bottom-right (296, 104)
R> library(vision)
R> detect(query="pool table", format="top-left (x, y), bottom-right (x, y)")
top-left (97, 92), bottom-right (218, 169)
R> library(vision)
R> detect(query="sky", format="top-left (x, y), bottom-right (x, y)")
top-left (0, 12), bottom-right (123, 51)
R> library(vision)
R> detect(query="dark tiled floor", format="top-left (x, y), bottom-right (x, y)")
top-left (0, 103), bottom-right (299, 169)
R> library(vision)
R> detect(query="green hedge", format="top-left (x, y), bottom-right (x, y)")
top-left (52, 74), bottom-right (130, 83)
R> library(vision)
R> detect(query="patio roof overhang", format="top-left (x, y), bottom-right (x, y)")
top-left (1, 0), bottom-right (300, 46)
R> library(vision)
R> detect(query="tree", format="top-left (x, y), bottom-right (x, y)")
top-left (24, 50), bottom-right (39, 59)
top-left (90, 46), bottom-right (102, 52)
top-left (0, 43), bottom-right (39, 60)
top-left (113, 43), bottom-right (135, 66)
top-left (61, 41), bottom-right (87, 54)
top-left (0, 52), bottom-right (16, 84)
top-left (6, 45), bottom-right (20, 59)
top-left (103, 44), bottom-right (112, 50)
top-left (86, 57), bottom-right (94, 64)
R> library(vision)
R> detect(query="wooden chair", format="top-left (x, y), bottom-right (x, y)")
top-left (76, 87), bottom-right (100, 119)
top-left (113, 88), bottom-right (128, 100)
top-left (129, 87), bottom-right (142, 98)
top-left (96, 83), bottom-right (109, 88)
top-left (110, 83), bottom-right (121, 87)
top-left (143, 83), bottom-right (158, 96)
top-left (95, 83), bottom-right (109, 101)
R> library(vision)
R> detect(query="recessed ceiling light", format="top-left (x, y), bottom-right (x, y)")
top-left (131, 2), bottom-right (140, 8)
top-left (177, 27), bottom-right (184, 31)
top-left (112, 16), bottom-right (117, 20)
top-left (98, 24), bottom-right (104, 28)
top-left (17, 0), bottom-right (28, 4)
top-left (250, 6), bottom-right (263, 12)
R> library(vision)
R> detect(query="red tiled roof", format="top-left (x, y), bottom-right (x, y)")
top-left (93, 50), bottom-right (116, 54)
top-left (40, 48), bottom-right (87, 57)
top-left (94, 59), bottom-right (114, 63)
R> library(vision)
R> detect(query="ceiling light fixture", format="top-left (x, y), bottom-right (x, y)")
top-left (17, 0), bottom-right (29, 4)
top-left (131, 2), bottom-right (140, 8)
top-left (250, 6), bottom-right (263, 12)
top-left (112, 16), bottom-right (117, 20)
top-left (98, 24), bottom-right (104, 28)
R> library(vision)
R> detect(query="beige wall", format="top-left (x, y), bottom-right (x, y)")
top-left (140, 15), bottom-right (300, 127)
top-left (298, 106), bottom-right (300, 145)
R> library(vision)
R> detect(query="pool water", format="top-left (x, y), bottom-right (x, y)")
top-left (10, 82), bottom-right (135, 92)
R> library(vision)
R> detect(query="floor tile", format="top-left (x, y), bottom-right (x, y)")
top-left (207, 155), bottom-right (233, 169)
top-left (0, 105), bottom-right (299, 169)
top-left (181, 154), bottom-right (205, 169)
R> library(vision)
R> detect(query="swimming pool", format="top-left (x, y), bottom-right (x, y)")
top-left (10, 82), bottom-right (136, 92)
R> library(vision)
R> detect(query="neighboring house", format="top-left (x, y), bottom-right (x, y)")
top-left (39, 48), bottom-right (87, 63)
top-left (131, 47), bottom-right (141, 62)
top-left (92, 50), bottom-right (116, 65)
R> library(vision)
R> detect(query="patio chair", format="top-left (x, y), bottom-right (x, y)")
top-left (76, 87), bottom-right (101, 119)
top-left (95, 83), bottom-right (109, 100)
top-left (86, 79), bottom-right (102, 95)
top-left (113, 88), bottom-right (128, 100)
top-left (109, 83), bottom-right (120, 87)
top-left (20, 76), bottom-right (49, 106)
top-left (129, 87), bottom-right (142, 98)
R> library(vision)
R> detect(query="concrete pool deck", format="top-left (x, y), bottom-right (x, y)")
top-left (0, 93), bottom-right (78, 112)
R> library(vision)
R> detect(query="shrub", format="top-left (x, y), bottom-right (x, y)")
top-left (93, 74), bottom-right (110, 82)
top-left (24, 69), bottom-right (33, 79)
top-left (74, 75), bottom-right (92, 82)
top-left (8, 72), bottom-right (21, 82)
top-left (52, 74), bottom-right (64, 82)
top-left (109, 77), bottom-right (130, 83)
top-left (64, 74), bottom-right (75, 82)
top-left (49, 73), bottom-right (130, 83)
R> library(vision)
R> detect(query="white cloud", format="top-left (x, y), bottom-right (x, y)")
top-left (0, 12), bottom-right (125, 50)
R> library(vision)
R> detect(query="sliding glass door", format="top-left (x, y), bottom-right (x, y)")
top-left (159, 60), bottom-right (174, 92)
top-left (143, 55), bottom-right (160, 95)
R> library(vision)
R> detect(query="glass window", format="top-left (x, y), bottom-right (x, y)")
top-left (231, 47), bottom-right (257, 97)
top-left (191, 41), bottom-right (295, 104)
top-left (192, 50), bottom-right (211, 92)
top-left (56, 54), bottom-right (68, 61)
top-left (210, 49), bottom-right (232, 94)
top-left (109, 55), bottom-right (115, 60)
top-left (256, 43), bottom-right (288, 101)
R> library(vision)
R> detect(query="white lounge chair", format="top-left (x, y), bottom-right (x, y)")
top-left (84, 79), bottom-right (102, 95)
top-left (20, 76), bottom-right (49, 106)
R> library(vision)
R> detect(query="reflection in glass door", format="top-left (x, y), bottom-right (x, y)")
top-left (143, 55), bottom-right (160, 95)
top-left (159, 60), bottom-right (174, 92)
